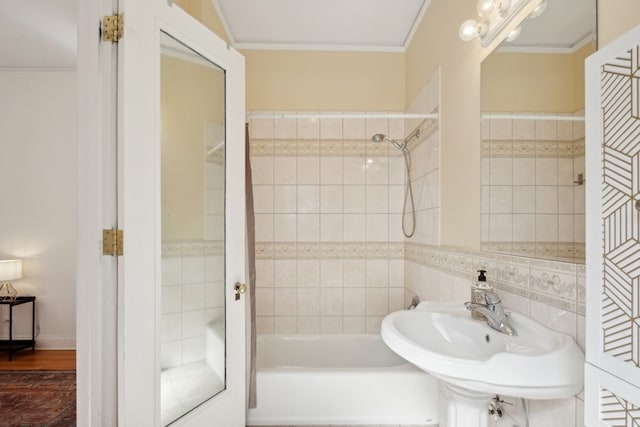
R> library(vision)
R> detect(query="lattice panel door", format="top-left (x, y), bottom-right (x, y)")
top-left (585, 24), bottom-right (640, 427)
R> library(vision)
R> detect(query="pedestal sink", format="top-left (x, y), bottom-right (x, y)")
top-left (381, 301), bottom-right (584, 427)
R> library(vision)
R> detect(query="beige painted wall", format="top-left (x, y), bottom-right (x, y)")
top-left (242, 49), bottom-right (405, 111)
top-left (174, 0), bottom-right (231, 43)
top-left (598, 0), bottom-right (640, 47)
top-left (405, 0), bottom-right (483, 250)
top-left (481, 43), bottom-right (595, 113)
top-left (161, 54), bottom-right (224, 240)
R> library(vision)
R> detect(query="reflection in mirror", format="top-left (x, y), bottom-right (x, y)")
top-left (480, 0), bottom-right (596, 263)
top-left (159, 32), bottom-right (226, 425)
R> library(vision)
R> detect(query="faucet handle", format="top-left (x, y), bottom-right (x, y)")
top-left (482, 289), bottom-right (501, 305)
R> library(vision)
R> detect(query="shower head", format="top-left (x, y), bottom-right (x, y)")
top-left (370, 133), bottom-right (406, 152)
top-left (371, 133), bottom-right (388, 143)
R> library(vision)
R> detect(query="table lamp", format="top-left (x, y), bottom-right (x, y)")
top-left (0, 260), bottom-right (22, 301)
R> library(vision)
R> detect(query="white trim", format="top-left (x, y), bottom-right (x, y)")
top-left (481, 113), bottom-right (584, 121)
top-left (497, 34), bottom-right (596, 54)
top-left (234, 42), bottom-right (406, 53)
top-left (245, 112), bottom-right (438, 120)
top-left (34, 337), bottom-right (76, 349)
top-left (0, 67), bottom-right (77, 72)
top-left (210, 0), bottom-right (236, 45)
top-left (402, 0), bottom-right (432, 51)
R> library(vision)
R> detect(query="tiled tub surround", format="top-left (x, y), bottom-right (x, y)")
top-left (480, 113), bottom-right (585, 263)
top-left (160, 241), bottom-right (225, 369)
top-left (404, 243), bottom-right (586, 427)
top-left (249, 112), bottom-right (438, 334)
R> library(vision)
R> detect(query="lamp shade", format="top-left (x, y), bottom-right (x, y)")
top-left (0, 260), bottom-right (22, 281)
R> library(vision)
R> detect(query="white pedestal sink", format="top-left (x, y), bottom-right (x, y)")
top-left (381, 301), bottom-right (584, 427)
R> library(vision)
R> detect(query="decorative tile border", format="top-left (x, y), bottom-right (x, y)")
top-left (482, 139), bottom-right (583, 158)
top-left (482, 242), bottom-right (585, 264)
top-left (405, 242), bottom-right (583, 313)
top-left (255, 241), bottom-right (404, 260)
top-left (248, 110), bottom-right (440, 159)
top-left (162, 240), bottom-right (224, 258)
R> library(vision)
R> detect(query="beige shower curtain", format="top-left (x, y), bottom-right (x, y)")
top-left (245, 123), bottom-right (257, 408)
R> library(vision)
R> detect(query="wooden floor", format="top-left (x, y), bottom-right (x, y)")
top-left (0, 350), bottom-right (76, 371)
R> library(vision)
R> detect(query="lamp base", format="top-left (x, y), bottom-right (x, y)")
top-left (0, 282), bottom-right (18, 302)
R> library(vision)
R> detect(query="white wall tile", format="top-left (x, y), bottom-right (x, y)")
top-left (343, 186), bottom-right (366, 213)
top-left (320, 214), bottom-right (343, 241)
top-left (274, 214), bottom-right (296, 241)
top-left (365, 157), bottom-right (389, 185)
top-left (250, 157), bottom-right (274, 185)
top-left (320, 158), bottom-right (343, 184)
top-left (343, 157), bottom-right (366, 184)
top-left (274, 260), bottom-right (297, 287)
top-left (297, 117), bottom-right (319, 139)
top-left (343, 316), bottom-right (366, 333)
top-left (274, 157), bottom-right (297, 184)
top-left (272, 185), bottom-right (298, 213)
top-left (297, 214), bottom-right (319, 241)
top-left (319, 116), bottom-right (342, 139)
top-left (162, 258), bottom-right (182, 286)
top-left (182, 284), bottom-right (205, 311)
top-left (162, 285), bottom-right (183, 314)
top-left (182, 257), bottom-right (205, 284)
top-left (320, 260), bottom-right (343, 287)
top-left (182, 310), bottom-right (205, 339)
top-left (320, 185), bottom-right (343, 213)
top-left (274, 288), bottom-right (297, 316)
top-left (343, 288), bottom-right (366, 315)
top-left (297, 157), bottom-right (320, 184)
top-left (297, 185), bottom-right (320, 213)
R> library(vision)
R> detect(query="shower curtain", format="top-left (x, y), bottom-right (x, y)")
top-left (245, 123), bottom-right (257, 408)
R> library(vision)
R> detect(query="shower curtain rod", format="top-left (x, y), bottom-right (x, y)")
top-left (245, 112), bottom-right (439, 120)
top-left (482, 113), bottom-right (585, 122)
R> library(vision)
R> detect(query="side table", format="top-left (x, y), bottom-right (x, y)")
top-left (0, 296), bottom-right (36, 360)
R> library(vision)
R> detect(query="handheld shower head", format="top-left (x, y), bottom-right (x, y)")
top-left (371, 134), bottom-right (388, 143)
top-left (370, 134), bottom-right (406, 152)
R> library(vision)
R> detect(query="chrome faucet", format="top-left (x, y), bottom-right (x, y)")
top-left (465, 289), bottom-right (517, 336)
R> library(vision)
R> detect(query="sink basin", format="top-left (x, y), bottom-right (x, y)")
top-left (381, 301), bottom-right (584, 399)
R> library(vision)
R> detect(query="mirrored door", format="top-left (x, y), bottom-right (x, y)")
top-left (159, 32), bottom-right (227, 425)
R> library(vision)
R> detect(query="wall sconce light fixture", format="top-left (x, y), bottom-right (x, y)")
top-left (0, 260), bottom-right (22, 301)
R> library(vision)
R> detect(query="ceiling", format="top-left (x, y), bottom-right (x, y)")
top-left (505, 0), bottom-right (595, 50)
top-left (0, 0), bottom-right (596, 69)
top-left (213, 0), bottom-right (428, 51)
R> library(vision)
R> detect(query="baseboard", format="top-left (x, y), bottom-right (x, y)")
top-left (35, 337), bottom-right (76, 350)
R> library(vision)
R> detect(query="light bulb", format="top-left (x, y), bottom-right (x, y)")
top-left (458, 19), bottom-right (488, 42)
top-left (477, 0), bottom-right (511, 18)
top-left (528, 0), bottom-right (547, 18)
top-left (476, 0), bottom-right (495, 18)
top-left (505, 25), bottom-right (522, 42)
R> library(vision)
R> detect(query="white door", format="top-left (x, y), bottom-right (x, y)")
top-left (584, 23), bottom-right (640, 426)
top-left (78, 1), bottom-right (246, 425)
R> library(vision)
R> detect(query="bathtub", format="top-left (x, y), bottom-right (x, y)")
top-left (246, 334), bottom-right (438, 426)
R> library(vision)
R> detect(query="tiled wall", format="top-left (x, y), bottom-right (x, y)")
top-left (160, 242), bottom-right (225, 369)
top-left (160, 142), bottom-right (225, 370)
top-left (480, 112), bottom-right (586, 262)
top-left (249, 112), bottom-right (420, 334)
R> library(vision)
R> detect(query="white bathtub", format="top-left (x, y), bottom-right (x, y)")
top-left (246, 334), bottom-right (438, 426)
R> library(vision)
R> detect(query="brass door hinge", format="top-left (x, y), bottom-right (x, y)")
top-left (103, 229), bottom-right (123, 256)
top-left (102, 14), bottom-right (123, 42)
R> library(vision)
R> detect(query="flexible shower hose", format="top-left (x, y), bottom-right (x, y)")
top-left (402, 150), bottom-right (416, 238)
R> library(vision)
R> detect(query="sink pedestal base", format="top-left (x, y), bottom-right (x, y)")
top-left (439, 383), bottom-right (492, 427)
